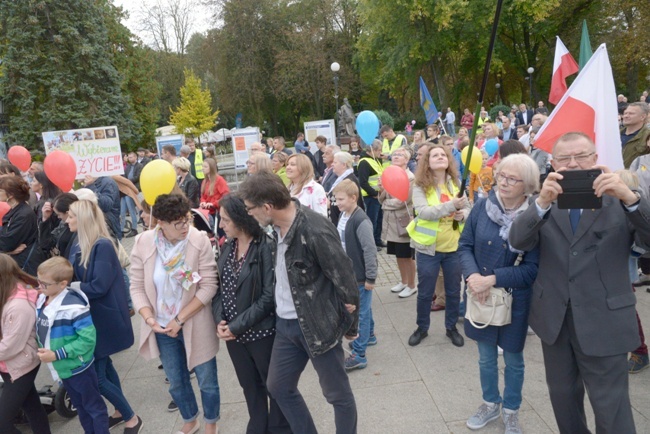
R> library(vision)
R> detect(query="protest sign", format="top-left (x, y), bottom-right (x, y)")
top-left (156, 134), bottom-right (184, 157)
top-left (42, 126), bottom-right (124, 179)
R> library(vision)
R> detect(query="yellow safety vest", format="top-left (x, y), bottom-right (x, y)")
top-left (194, 149), bottom-right (204, 180)
top-left (359, 157), bottom-right (387, 197)
top-left (382, 134), bottom-right (406, 155)
top-left (406, 183), bottom-right (464, 245)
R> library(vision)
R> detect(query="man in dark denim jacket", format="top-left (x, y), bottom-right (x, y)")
top-left (240, 172), bottom-right (360, 434)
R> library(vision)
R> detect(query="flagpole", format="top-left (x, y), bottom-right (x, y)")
top-left (459, 0), bottom-right (504, 194)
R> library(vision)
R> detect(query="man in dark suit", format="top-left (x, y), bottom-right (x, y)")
top-left (510, 132), bottom-right (650, 433)
top-left (515, 103), bottom-right (534, 126)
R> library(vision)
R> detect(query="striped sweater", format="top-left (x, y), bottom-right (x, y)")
top-left (36, 288), bottom-right (96, 380)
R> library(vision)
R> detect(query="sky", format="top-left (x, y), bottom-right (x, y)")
top-left (112, 0), bottom-right (213, 45)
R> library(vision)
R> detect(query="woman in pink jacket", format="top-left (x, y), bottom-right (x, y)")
top-left (0, 253), bottom-right (51, 434)
top-left (130, 194), bottom-right (219, 434)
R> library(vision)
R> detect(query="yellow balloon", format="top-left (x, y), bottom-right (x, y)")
top-left (140, 159), bottom-right (177, 205)
top-left (461, 145), bottom-right (483, 174)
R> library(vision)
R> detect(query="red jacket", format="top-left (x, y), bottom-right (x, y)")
top-left (200, 175), bottom-right (230, 214)
top-left (461, 113), bottom-right (474, 129)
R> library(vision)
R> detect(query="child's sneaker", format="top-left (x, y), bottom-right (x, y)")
top-left (344, 353), bottom-right (367, 371)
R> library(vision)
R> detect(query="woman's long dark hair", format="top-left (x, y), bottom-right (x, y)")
top-left (219, 194), bottom-right (262, 239)
top-left (35, 171), bottom-right (63, 201)
top-left (0, 254), bottom-right (39, 339)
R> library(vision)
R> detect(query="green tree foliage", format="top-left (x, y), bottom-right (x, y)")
top-left (103, 2), bottom-right (162, 150)
top-left (169, 69), bottom-right (219, 139)
top-left (0, 0), bottom-right (137, 149)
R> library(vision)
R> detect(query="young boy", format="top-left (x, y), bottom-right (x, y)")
top-left (333, 179), bottom-right (378, 370)
top-left (36, 257), bottom-right (109, 434)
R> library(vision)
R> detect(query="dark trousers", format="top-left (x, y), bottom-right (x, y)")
top-left (226, 335), bottom-right (291, 434)
top-left (0, 364), bottom-right (51, 434)
top-left (267, 318), bottom-right (357, 434)
top-left (541, 307), bottom-right (635, 434)
top-left (363, 196), bottom-right (384, 245)
top-left (63, 367), bottom-right (110, 434)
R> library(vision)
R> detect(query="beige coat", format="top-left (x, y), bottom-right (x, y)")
top-left (129, 227), bottom-right (219, 370)
top-left (379, 169), bottom-right (415, 243)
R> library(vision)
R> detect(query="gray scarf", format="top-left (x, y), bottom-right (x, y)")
top-left (484, 192), bottom-right (528, 254)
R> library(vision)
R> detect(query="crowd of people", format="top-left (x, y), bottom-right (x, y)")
top-left (0, 98), bottom-right (649, 434)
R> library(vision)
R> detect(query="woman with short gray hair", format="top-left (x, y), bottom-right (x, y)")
top-left (172, 157), bottom-right (200, 208)
top-left (327, 151), bottom-right (365, 226)
top-left (457, 153), bottom-right (540, 433)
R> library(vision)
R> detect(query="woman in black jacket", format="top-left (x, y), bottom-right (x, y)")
top-left (173, 157), bottom-right (200, 208)
top-left (212, 194), bottom-right (290, 434)
top-left (32, 171), bottom-right (63, 259)
top-left (0, 176), bottom-right (44, 274)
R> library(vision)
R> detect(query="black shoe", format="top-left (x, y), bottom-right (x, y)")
top-left (123, 416), bottom-right (144, 434)
top-left (446, 328), bottom-right (465, 347)
top-left (126, 229), bottom-right (138, 238)
top-left (158, 363), bottom-right (163, 369)
top-left (408, 328), bottom-right (428, 346)
top-left (376, 246), bottom-right (382, 252)
top-left (108, 415), bottom-right (124, 429)
top-left (376, 241), bottom-right (387, 248)
top-left (167, 400), bottom-right (178, 412)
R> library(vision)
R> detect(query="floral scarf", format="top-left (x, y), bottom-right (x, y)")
top-left (484, 191), bottom-right (528, 254)
top-left (154, 227), bottom-right (201, 319)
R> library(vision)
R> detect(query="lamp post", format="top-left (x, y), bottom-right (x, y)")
top-left (527, 67), bottom-right (535, 108)
top-left (331, 62), bottom-right (340, 144)
top-left (495, 83), bottom-right (501, 105)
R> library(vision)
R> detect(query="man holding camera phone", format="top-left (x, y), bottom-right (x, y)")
top-left (509, 132), bottom-right (650, 433)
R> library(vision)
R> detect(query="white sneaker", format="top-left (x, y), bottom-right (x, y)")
top-left (391, 282), bottom-right (407, 293)
top-left (398, 286), bottom-right (417, 298)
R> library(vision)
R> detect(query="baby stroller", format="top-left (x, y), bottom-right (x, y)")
top-left (191, 208), bottom-right (222, 259)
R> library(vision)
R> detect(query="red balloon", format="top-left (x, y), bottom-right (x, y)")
top-left (44, 151), bottom-right (77, 192)
top-left (381, 165), bottom-right (410, 202)
top-left (0, 202), bottom-right (10, 225)
top-left (7, 146), bottom-right (31, 172)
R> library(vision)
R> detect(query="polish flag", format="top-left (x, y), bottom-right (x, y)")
top-left (534, 44), bottom-right (623, 170)
top-left (548, 37), bottom-right (579, 105)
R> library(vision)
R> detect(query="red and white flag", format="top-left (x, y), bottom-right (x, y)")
top-left (534, 44), bottom-right (623, 170)
top-left (548, 36), bottom-right (579, 105)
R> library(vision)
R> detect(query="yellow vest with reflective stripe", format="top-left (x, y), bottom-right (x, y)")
top-left (359, 157), bottom-right (387, 197)
top-left (382, 134), bottom-right (406, 155)
top-left (406, 183), bottom-right (464, 245)
top-left (193, 149), bottom-right (205, 180)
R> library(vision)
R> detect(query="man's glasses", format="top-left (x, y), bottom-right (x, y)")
top-left (552, 152), bottom-right (595, 165)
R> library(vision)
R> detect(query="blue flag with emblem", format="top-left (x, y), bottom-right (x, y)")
top-left (419, 77), bottom-right (439, 125)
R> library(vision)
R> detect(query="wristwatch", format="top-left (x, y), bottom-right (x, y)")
top-left (174, 316), bottom-right (185, 327)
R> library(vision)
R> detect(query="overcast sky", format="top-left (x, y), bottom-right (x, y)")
top-left (112, 0), bottom-right (213, 44)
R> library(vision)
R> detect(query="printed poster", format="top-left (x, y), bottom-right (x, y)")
top-left (41, 126), bottom-right (124, 179)
top-left (156, 134), bottom-right (184, 157)
top-left (304, 119), bottom-right (336, 154)
top-left (231, 127), bottom-right (261, 170)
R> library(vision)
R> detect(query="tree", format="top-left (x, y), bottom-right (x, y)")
top-left (0, 0), bottom-right (136, 149)
top-left (169, 69), bottom-right (219, 139)
top-left (136, 0), bottom-right (195, 55)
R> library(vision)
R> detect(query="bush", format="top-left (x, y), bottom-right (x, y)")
top-left (488, 105), bottom-right (512, 122)
top-left (373, 110), bottom-right (394, 129)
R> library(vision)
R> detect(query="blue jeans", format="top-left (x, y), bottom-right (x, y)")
top-left (94, 356), bottom-right (134, 422)
top-left (416, 251), bottom-right (461, 330)
top-left (363, 196), bottom-right (384, 245)
top-left (156, 331), bottom-right (220, 423)
top-left (447, 123), bottom-right (455, 136)
top-left (351, 284), bottom-right (373, 357)
top-left (120, 196), bottom-right (138, 232)
top-left (267, 318), bottom-right (357, 434)
top-left (477, 340), bottom-right (525, 410)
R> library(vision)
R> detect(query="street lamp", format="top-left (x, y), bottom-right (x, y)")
top-left (495, 83), bottom-right (501, 105)
top-left (331, 62), bottom-right (340, 144)
top-left (527, 67), bottom-right (535, 108)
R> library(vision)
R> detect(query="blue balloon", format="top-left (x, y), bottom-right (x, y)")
top-left (355, 110), bottom-right (380, 147)
top-left (484, 139), bottom-right (499, 157)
